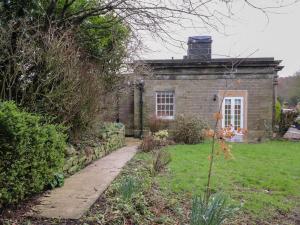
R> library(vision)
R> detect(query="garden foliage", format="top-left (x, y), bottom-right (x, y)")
top-left (148, 116), bottom-right (169, 133)
top-left (153, 130), bottom-right (169, 141)
top-left (119, 176), bottom-right (140, 201)
top-left (275, 100), bottom-right (282, 124)
top-left (139, 135), bottom-right (159, 152)
top-left (190, 193), bottom-right (238, 225)
top-left (173, 115), bottom-right (208, 144)
top-left (279, 110), bottom-right (298, 135)
top-left (151, 149), bottom-right (171, 176)
top-left (0, 1), bottom-right (129, 140)
top-left (0, 101), bottom-right (66, 206)
top-left (139, 131), bottom-right (172, 152)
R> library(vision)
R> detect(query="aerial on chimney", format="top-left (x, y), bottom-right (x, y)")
top-left (185, 36), bottom-right (212, 60)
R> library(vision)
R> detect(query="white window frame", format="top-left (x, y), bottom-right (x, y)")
top-left (155, 91), bottom-right (175, 120)
top-left (221, 97), bottom-right (244, 131)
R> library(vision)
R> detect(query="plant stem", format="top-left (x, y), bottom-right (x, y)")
top-left (205, 118), bottom-right (219, 204)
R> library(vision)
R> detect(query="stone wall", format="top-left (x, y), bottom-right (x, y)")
top-left (63, 123), bottom-right (125, 176)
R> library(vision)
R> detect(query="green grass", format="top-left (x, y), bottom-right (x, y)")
top-left (158, 141), bottom-right (300, 219)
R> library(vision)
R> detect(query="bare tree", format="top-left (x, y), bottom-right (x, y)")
top-left (1, 1), bottom-right (299, 44)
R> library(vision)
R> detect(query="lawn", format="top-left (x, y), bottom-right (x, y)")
top-left (158, 141), bottom-right (300, 220)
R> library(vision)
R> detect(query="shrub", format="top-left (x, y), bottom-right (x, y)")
top-left (139, 135), bottom-right (159, 152)
top-left (279, 110), bottom-right (298, 135)
top-left (148, 116), bottom-right (169, 133)
top-left (154, 130), bottom-right (169, 141)
top-left (151, 149), bottom-right (171, 176)
top-left (139, 132), bottom-right (172, 152)
top-left (0, 101), bottom-right (66, 206)
top-left (275, 100), bottom-right (281, 124)
top-left (190, 193), bottom-right (239, 225)
top-left (173, 115), bottom-right (208, 144)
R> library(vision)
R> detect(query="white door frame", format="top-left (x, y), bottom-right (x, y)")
top-left (221, 97), bottom-right (244, 130)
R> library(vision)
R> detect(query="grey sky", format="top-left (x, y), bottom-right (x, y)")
top-left (140, 2), bottom-right (300, 77)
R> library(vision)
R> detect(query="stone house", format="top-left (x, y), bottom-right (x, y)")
top-left (118, 36), bottom-right (283, 141)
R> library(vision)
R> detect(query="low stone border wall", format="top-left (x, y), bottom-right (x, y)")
top-left (63, 123), bottom-right (125, 176)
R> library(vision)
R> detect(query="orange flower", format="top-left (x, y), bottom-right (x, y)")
top-left (205, 129), bottom-right (215, 138)
top-left (218, 139), bottom-right (233, 160)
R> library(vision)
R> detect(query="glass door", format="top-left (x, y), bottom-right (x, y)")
top-left (222, 97), bottom-right (244, 131)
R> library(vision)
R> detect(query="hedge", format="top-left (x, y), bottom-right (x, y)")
top-left (0, 101), bottom-right (66, 206)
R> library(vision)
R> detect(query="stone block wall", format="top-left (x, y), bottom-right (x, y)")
top-left (133, 65), bottom-right (277, 141)
top-left (63, 123), bottom-right (125, 176)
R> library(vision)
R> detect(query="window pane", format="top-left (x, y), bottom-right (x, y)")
top-left (224, 99), bottom-right (231, 128)
top-left (234, 100), bottom-right (241, 130)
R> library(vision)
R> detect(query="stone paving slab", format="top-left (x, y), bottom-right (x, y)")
top-left (29, 145), bottom-right (138, 219)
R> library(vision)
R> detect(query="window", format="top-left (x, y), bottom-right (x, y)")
top-left (156, 91), bottom-right (175, 119)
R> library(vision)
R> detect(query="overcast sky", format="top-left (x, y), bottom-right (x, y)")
top-left (140, 1), bottom-right (300, 77)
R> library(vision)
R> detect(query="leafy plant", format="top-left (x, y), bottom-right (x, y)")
top-left (49, 173), bottom-right (65, 189)
top-left (0, 101), bottom-right (66, 206)
top-left (154, 130), bottom-right (169, 141)
top-left (119, 176), bottom-right (139, 201)
top-left (173, 115), bottom-right (208, 144)
top-left (190, 193), bottom-right (238, 225)
top-left (151, 149), bottom-right (172, 176)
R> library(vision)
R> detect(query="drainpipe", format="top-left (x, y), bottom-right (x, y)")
top-left (273, 73), bottom-right (279, 132)
top-left (138, 80), bottom-right (145, 139)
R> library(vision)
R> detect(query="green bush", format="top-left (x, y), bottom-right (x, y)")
top-left (0, 101), bottom-right (66, 206)
top-left (275, 100), bottom-right (281, 124)
top-left (173, 115), bottom-right (208, 144)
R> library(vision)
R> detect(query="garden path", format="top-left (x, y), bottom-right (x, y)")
top-left (29, 139), bottom-right (139, 219)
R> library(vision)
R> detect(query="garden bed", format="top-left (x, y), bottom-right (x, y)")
top-left (2, 141), bottom-right (300, 225)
